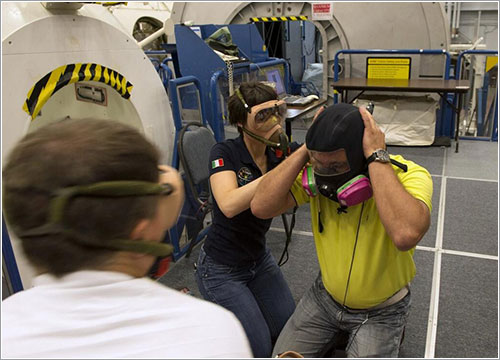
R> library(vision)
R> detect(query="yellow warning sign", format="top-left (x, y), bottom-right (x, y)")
top-left (23, 63), bottom-right (133, 120)
top-left (366, 57), bottom-right (411, 80)
top-left (486, 56), bottom-right (498, 73)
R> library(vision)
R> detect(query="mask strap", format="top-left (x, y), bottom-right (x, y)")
top-left (49, 181), bottom-right (172, 224)
top-left (241, 126), bottom-right (280, 147)
top-left (235, 88), bottom-right (251, 113)
top-left (18, 224), bottom-right (174, 256)
top-left (15, 180), bottom-right (176, 257)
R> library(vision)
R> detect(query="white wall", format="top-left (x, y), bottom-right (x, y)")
top-left (454, 2), bottom-right (498, 50)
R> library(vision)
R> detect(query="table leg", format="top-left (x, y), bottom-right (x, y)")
top-left (286, 119), bottom-right (292, 141)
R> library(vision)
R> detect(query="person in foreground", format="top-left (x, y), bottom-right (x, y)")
top-left (2, 119), bottom-right (252, 358)
top-left (195, 82), bottom-right (297, 357)
top-left (251, 103), bottom-right (433, 357)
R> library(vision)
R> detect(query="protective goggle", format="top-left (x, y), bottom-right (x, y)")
top-left (309, 149), bottom-right (351, 177)
top-left (235, 87), bottom-right (287, 131)
top-left (15, 180), bottom-right (176, 257)
top-left (250, 100), bottom-right (287, 126)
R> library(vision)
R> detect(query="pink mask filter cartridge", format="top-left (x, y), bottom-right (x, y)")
top-left (336, 174), bottom-right (373, 207)
top-left (302, 166), bottom-right (318, 197)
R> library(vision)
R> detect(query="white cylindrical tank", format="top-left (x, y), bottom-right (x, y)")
top-left (2, 2), bottom-right (175, 289)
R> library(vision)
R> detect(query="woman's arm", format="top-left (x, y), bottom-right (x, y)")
top-left (210, 171), bottom-right (266, 218)
top-left (251, 145), bottom-right (309, 219)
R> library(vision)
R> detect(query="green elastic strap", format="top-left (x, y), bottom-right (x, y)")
top-left (19, 224), bottom-right (173, 257)
top-left (240, 126), bottom-right (281, 148)
top-left (49, 181), bottom-right (172, 224)
top-left (16, 180), bottom-right (174, 257)
top-left (235, 88), bottom-right (251, 113)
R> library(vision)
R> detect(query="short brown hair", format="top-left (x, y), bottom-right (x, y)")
top-left (2, 119), bottom-right (161, 276)
top-left (228, 81), bottom-right (278, 134)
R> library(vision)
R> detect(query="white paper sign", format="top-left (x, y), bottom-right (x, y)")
top-left (190, 26), bottom-right (202, 38)
top-left (311, 2), bottom-right (333, 21)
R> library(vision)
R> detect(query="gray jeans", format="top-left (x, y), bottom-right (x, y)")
top-left (272, 273), bottom-right (410, 358)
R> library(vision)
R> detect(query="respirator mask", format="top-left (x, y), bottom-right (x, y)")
top-left (14, 174), bottom-right (184, 280)
top-left (302, 149), bottom-right (373, 208)
top-left (235, 88), bottom-right (290, 157)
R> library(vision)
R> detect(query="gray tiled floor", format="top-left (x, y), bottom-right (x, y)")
top-left (436, 255), bottom-right (498, 358)
top-left (445, 140), bottom-right (498, 181)
top-left (443, 178), bottom-right (498, 256)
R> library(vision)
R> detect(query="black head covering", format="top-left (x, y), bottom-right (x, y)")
top-left (305, 103), bottom-right (367, 200)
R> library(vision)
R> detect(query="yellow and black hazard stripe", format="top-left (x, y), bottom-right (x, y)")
top-left (23, 63), bottom-right (133, 120)
top-left (93, 2), bottom-right (128, 6)
top-left (250, 15), bottom-right (308, 23)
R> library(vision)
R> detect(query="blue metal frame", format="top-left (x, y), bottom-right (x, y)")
top-left (2, 216), bottom-right (24, 293)
top-left (333, 49), bottom-right (452, 138)
top-left (455, 50), bottom-right (498, 142)
top-left (146, 51), bottom-right (174, 92)
top-left (493, 95), bottom-right (498, 142)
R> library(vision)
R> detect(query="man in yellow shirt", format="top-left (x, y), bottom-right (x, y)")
top-left (251, 103), bottom-right (432, 357)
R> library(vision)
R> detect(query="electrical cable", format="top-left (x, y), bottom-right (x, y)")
top-left (341, 201), bottom-right (365, 307)
top-left (340, 201), bottom-right (366, 354)
top-left (278, 207), bottom-right (297, 266)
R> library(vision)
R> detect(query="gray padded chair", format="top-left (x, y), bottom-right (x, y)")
top-left (177, 122), bottom-right (217, 257)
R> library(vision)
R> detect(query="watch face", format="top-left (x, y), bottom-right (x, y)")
top-left (376, 149), bottom-right (390, 163)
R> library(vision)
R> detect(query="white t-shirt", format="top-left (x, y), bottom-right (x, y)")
top-left (1, 270), bottom-right (252, 358)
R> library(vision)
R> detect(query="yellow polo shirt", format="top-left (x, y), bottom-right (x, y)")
top-left (291, 155), bottom-right (432, 309)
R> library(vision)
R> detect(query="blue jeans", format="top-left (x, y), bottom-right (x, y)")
top-left (272, 273), bottom-right (410, 358)
top-left (195, 245), bottom-right (296, 358)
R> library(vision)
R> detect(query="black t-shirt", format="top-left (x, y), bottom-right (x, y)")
top-left (204, 135), bottom-right (298, 266)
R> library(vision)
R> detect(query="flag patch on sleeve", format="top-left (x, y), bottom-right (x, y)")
top-left (211, 158), bottom-right (224, 169)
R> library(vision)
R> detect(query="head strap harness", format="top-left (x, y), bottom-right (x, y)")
top-left (14, 181), bottom-right (175, 256)
top-left (235, 88), bottom-right (251, 113)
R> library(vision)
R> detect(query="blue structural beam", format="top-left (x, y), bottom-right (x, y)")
top-left (2, 216), bottom-right (24, 293)
top-left (492, 95), bottom-right (498, 142)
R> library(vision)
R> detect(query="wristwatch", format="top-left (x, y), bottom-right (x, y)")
top-left (366, 149), bottom-right (390, 165)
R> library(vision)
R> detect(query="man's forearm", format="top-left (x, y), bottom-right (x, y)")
top-left (369, 162), bottom-right (430, 251)
top-left (251, 144), bottom-right (309, 218)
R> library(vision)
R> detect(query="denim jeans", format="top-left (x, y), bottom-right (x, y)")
top-left (272, 273), bottom-right (410, 358)
top-left (195, 245), bottom-right (296, 358)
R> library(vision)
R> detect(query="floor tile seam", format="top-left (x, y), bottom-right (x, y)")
top-left (440, 248), bottom-right (498, 261)
top-left (424, 250), bottom-right (442, 358)
top-left (430, 174), bottom-right (498, 183)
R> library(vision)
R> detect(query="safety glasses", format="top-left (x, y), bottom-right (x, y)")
top-left (251, 100), bottom-right (287, 124)
top-left (309, 148), bottom-right (350, 176)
